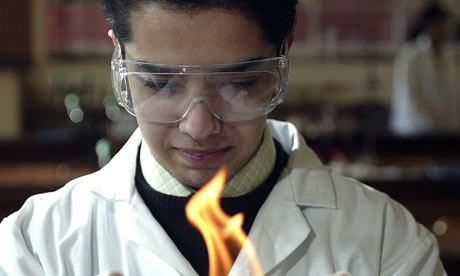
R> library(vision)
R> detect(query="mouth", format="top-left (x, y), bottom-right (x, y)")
top-left (176, 147), bottom-right (231, 165)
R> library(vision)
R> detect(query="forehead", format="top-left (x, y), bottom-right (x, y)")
top-left (124, 5), bottom-right (275, 65)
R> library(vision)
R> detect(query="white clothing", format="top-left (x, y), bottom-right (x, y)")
top-left (0, 120), bottom-right (446, 275)
top-left (389, 34), bottom-right (460, 136)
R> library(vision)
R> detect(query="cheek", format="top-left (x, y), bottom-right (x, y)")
top-left (225, 121), bottom-right (265, 179)
top-left (233, 120), bottom-right (266, 156)
top-left (137, 120), bottom-right (171, 153)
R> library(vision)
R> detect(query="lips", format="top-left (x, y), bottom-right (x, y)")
top-left (177, 147), bottom-right (230, 165)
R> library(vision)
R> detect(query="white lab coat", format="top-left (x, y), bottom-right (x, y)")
top-left (389, 33), bottom-right (460, 136)
top-left (0, 120), bottom-right (446, 276)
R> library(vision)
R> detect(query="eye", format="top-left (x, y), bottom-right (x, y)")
top-left (228, 79), bottom-right (257, 89)
top-left (143, 78), bottom-right (176, 91)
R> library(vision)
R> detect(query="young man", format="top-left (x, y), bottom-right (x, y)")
top-left (0, 1), bottom-right (446, 275)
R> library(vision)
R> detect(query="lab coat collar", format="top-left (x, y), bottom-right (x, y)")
top-left (268, 119), bottom-right (337, 209)
top-left (416, 33), bottom-right (433, 51)
top-left (90, 128), bottom-right (143, 202)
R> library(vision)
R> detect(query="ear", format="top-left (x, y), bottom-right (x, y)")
top-left (287, 32), bottom-right (295, 50)
top-left (108, 29), bottom-right (117, 45)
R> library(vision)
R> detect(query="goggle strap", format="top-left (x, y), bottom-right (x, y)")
top-left (279, 39), bottom-right (289, 57)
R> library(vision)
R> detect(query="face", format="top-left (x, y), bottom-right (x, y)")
top-left (123, 5), bottom-right (277, 188)
top-left (427, 17), bottom-right (448, 46)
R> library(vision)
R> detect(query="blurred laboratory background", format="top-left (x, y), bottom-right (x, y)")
top-left (0, 0), bottom-right (459, 273)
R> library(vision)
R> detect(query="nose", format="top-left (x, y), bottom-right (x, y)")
top-left (178, 101), bottom-right (221, 140)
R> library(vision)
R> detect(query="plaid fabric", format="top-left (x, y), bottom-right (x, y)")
top-left (140, 125), bottom-right (276, 197)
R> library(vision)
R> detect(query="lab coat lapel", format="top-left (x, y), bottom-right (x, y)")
top-left (117, 192), bottom-right (199, 276)
top-left (230, 120), bottom-right (337, 275)
top-left (91, 130), bottom-right (198, 275)
top-left (229, 174), bottom-right (312, 276)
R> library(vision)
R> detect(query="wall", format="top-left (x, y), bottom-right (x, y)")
top-left (0, 70), bottom-right (22, 139)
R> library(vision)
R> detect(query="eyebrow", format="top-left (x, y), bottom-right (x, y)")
top-left (219, 57), bottom-right (264, 72)
top-left (129, 56), bottom-right (265, 74)
top-left (133, 63), bottom-right (174, 74)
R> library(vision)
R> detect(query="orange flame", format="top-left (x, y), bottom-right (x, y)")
top-left (185, 167), bottom-right (264, 276)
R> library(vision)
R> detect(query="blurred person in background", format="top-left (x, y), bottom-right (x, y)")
top-left (389, 3), bottom-right (460, 136)
top-left (0, 0), bottom-right (446, 275)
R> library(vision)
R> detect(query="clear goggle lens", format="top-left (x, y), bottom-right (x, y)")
top-left (111, 44), bottom-right (289, 123)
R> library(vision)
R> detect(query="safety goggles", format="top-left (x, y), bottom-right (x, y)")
top-left (111, 43), bottom-right (289, 123)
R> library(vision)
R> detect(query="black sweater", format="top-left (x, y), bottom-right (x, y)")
top-left (135, 139), bottom-right (289, 276)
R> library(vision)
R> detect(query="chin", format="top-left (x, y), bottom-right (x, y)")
top-left (176, 169), bottom-right (220, 189)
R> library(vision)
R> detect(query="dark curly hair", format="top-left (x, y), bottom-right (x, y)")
top-left (101, 0), bottom-right (298, 50)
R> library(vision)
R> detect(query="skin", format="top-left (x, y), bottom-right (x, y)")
top-left (113, 5), bottom-right (277, 188)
